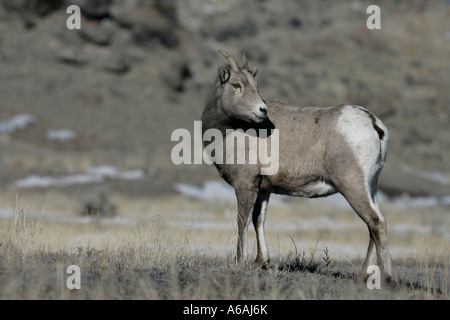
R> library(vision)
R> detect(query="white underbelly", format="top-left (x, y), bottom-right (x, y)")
top-left (288, 181), bottom-right (337, 198)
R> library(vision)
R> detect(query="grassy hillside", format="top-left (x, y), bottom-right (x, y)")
top-left (1, 0), bottom-right (449, 198)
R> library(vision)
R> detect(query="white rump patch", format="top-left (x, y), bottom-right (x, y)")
top-left (337, 105), bottom-right (383, 197)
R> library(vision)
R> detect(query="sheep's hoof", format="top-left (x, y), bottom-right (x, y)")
top-left (354, 272), bottom-right (368, 285)
top-left (354, 271), bottom-right (397, 289)
top-left (254, 257), bottom-right (271, 270)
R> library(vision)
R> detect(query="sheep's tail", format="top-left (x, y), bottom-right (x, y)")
top-left (369, 111), bottom-right (389, 168)
top-left (355, 106), bottom-right (389, 167)
top-left (376, 116), bottom-right (389, 167)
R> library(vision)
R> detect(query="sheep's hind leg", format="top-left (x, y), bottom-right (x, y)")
top-left (338, 183), bottom-right (393, 285)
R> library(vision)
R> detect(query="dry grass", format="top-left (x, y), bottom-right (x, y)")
top-left (0, 193), bottom-right (448, 300)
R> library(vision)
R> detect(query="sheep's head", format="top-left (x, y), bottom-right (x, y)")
top-left (218, 49), bottom-right (268, 123)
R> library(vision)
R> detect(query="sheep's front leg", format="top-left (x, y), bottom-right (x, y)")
top-left (253, 192), bottom-right (270, 267)
top-left (235, 188), bottom-right (259, 263)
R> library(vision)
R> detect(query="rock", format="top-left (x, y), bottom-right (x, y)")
top-left (79, 19), bottom-right (118, 46)
top-left (214, 20), bottom-right (258, 42)
top-left (1, 0), bottom-right (62, 16)
top-left (110, 6), bottom-right (179, 48)
top-left (200, 10), bottom-right (258, 42)
top-left (0, 0), bottom-right (26, 11)
top-left (57, 48), bottom-right (89, 66)
top-left (57, 45), bottom-right (129, 73)
top-left (79, 188), bottom-right (116, 217)
top-left (289, 17), bottom-right (303, 29)
top-left (62, 0), bottom-right (112, 19)
top-left (160, 61), bottom-right (192, 92)
top-left (1, 0), bottom-right (62, 28)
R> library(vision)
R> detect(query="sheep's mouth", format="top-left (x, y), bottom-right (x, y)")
top-left (252, 112), bottom-right (267, 122)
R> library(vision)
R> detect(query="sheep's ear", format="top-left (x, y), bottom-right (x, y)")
top-left (252, 68), bottom-right (258, 77)
top-left (218, 66), bottom-right (230, 84)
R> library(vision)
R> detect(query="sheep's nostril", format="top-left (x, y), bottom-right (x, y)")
top-left (260, 106), bottom-right (268, 115)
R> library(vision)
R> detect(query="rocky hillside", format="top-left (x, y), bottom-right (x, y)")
top-left (0, 0), bottom-right (449, 199)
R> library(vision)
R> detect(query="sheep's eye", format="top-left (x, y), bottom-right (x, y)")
top-left (232, 83), bottom-right (241, 90)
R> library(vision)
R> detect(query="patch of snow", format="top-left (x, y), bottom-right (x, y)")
top-left (174, 180), bottom-right (236, 202)
top-left (403, 167), bottom-right (448, 185)
top-left (174, 180), bottom-right (286, 206)
top-left (174, 180), bottom-right (450, 210)
top-left (117, 169), bottom-right (146, 180)
top-left (0, 208), bottom-right (14, 219)
top-left (270, 217), bottom-right (356, 233)
top-left (0, 114), bottom-right (36, 134)
top-left (392, 195), bottom-right (439, 209)
top-left (87, 165), bottom-right (119, 178)
top-left (415, 171), bottom-right (448, 185)
top-left (46, 129), bottom-right (77, 142)
top-left (13, 166), bottom-right (146, 188)
top-left (305, 192), bottom-right (352, 210)
top-left (442, 195), bottom-right (450, 206)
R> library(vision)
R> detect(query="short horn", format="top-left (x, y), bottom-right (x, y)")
top-left (218, 49), bottom-right (240, 72)
top-left (242, 52), bottom-right (249, 70)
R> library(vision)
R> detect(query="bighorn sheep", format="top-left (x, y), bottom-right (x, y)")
top-left (201, 49), bottom-right (393, 284)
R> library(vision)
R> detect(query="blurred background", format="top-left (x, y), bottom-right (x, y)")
top-left (0, 0), bottom-right (449, 218)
